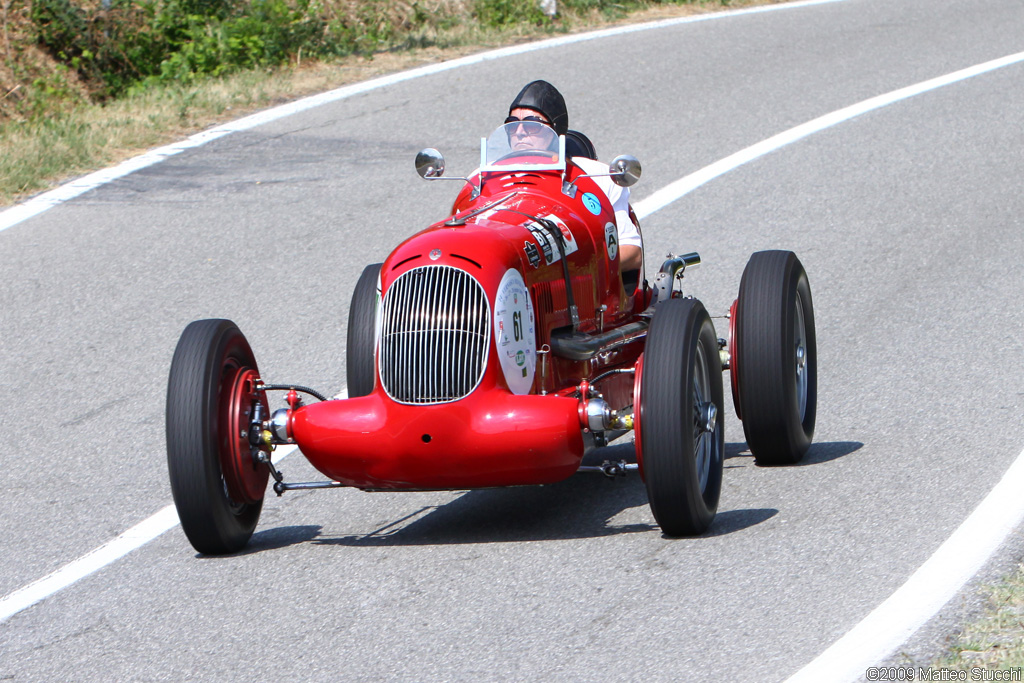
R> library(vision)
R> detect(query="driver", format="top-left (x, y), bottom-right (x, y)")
top-left (507, 113), bottom-right (556, 152)
top-left (507, 80), bottom-right (643, 273)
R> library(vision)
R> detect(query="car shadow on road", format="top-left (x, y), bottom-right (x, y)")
top-left (802, 440), bottom-right (863, 465)
top-left (703, 508), bottom-right (778, 537)
top-left (726, 440), bottom-right (863, 466)
top-left (223, 440), bottom-right (856, 553)
top-left (227, 525), bottom-right (324, 556)
top-left (311, 443), bottom-right (777, 547)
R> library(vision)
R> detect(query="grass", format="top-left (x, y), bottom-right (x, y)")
top-left (934, 562), bottom-right (1024, 671)
top-left (0, 0), bottom-right (780, 207)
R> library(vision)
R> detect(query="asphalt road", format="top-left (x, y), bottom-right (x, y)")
top-left (3, 0), bottom-right (1024, 680)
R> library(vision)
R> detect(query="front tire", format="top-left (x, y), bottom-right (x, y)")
top-left (639, 298), bottom-right (724, 536)
top-left (733, 250), bottom-right (817, 465)
top-left (166, 319), bottom-right (268, 554)
top-left (346, 263), bottom-right (382, 398)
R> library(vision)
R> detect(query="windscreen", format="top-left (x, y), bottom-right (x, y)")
top-left (480, 122), bottom-right (566, 172)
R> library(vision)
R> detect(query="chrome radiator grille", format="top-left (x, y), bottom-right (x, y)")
top-left (379, 265), bottom-right (490, 404)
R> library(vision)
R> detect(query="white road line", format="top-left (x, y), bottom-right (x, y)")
top-left (0, 0), bottom-right (846, 235)
top-left (0, 505), bottom-right (180, 622)
top-left (0, 427), bottom-right (309, 623)
top-left (635, 50), bottom-right (1024, 219)
top-left (2, 19), bottom-right (1023, 683)
top-left (786, 446), bottom-right (1024, 683)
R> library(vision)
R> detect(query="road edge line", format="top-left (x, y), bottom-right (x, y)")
top-left (635, 50), bottom-right (1024, 217)
top-left (785, 447), bottom-right (1024, 682)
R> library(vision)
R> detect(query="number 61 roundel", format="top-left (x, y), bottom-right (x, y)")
top-left (494, 268), bottom-right (537, 394)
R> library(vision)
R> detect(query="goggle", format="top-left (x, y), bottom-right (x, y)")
top-left (504, 115), bottom-right (551, 135)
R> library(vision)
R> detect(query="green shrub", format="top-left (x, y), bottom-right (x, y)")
top-left (474, 0), bottom-right (547, 27)
top-left (148, 0), bottom-right (332, 85)
top-left (30, 0), bottom-right (336, 97)
top-left (30, 0), bottom-right (88, 59)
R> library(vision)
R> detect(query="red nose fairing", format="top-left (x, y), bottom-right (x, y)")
top-left (290, 392), bottom-right (584, 490)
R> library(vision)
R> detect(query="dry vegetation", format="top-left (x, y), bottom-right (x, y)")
top-left (935, 563), bottom-right (1024, 671)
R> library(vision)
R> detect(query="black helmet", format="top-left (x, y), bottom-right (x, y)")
top-left (509, 80), bottom-right (568, 136)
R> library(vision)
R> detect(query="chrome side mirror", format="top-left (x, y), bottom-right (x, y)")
top-left (415, 148), bottom-right (446, 179)
top-left (609, 155), bottom-right (642, 187)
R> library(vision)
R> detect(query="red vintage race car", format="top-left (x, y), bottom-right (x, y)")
top-left (166, 123), bottom-right (817, 555)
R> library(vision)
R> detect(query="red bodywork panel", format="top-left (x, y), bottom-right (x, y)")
top-left (289, 159), bottom-right (645, 490)
top-left (292, 392), bottom-right (584, 489)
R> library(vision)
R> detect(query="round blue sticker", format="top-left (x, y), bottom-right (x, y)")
top-left (581, 192), bottom-right (602, 216)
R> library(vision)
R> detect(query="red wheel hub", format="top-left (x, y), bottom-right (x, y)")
top-left (219, 366), bottom-right (270, 504)
top-left (728, 298), bottom-right (742, 420)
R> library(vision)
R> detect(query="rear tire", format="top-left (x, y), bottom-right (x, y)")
top-left (639, 298), bottom-right (724, 536)
top-left (166, 319), bottom-right (266, 554)
top-left (734, 250), bottom-right (817, 465)
top-left (346, 263), bottom-right (382, 398)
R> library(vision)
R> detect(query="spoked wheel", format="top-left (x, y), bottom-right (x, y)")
top-left (346, 263), bottom-right (382, 398)
top-left (166, 319), bottom-right (270, 554)
top-left (733, 250), bottom-right (817, 465)
top-left (637, 298), bottom-right (724, 536)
